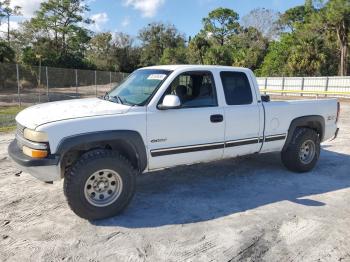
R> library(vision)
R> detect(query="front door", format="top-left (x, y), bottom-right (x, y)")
top-left (147, 71), bottom-right (225, 170)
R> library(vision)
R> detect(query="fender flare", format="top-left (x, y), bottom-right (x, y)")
top-left (283, 115), bottom-right (325, 151)
top-left (56, 130), bottom-right (147, 172)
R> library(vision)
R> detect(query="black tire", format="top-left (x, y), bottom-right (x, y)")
top-left (63, 149), bottom-right (136, 220)
top-left (281, 128), bottom-right (320, 173)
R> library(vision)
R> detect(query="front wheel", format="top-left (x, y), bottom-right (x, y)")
top-left (281, 128), bottom-right (320, 173)
top-left (64, 150), bottom-right (136, 220)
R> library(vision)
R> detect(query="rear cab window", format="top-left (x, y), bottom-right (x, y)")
top-left (220, 71), bottom-right (253, 105)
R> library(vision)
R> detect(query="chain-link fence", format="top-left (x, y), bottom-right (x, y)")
top-left (1, 63), bottom-right (350, 106)
top-left (0, 62), bottom-right (128, 106)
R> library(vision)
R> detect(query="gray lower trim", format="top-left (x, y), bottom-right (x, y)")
top-left (225, 137), bottom-right (260, 148)
top-left (56, 130), bottom-right (148, 172)
top-left (151, 142), bottom-right (224, 157)
top-left (8, 140), bottom-right (59, 167)
top-left (264, 134), bottom-right (286, 142)
top-left (150, 133), bottom-right (287, 157)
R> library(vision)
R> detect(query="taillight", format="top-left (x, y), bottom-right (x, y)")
top-left (336, 102), bottom-right (340, 123)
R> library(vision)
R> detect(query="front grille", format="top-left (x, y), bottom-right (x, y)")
top-left (16, 122), bottom-right (25, 148)
top-left (16, 122), bottom-right (25, 137)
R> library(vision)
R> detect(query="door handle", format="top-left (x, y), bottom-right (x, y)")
top-left (210, 114), bottom-right (224, 123)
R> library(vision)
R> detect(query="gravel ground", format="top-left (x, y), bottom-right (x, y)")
top-left (0, 102), bottom-right (350, 262)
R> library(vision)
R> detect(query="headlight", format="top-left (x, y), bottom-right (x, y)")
top-left (23, 129), bottom-right (48, 142)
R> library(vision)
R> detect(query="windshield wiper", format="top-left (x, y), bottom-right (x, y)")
top-left (112, 95), bottom-right (124, 105)
top-left (104, 93), bottom-right (136, 106)
top-left (104, 93), bottom-right (124, 105)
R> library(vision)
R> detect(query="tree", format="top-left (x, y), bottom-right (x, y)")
top-left (323, 0), bottom-right (350, 75)
top-left (160, 46), bottom-right (187, 65)
top-left (19, 0), bottom-right (93, 68)
top-left (257, 33), bottom-right (295, 76)
top-left (112, 32), bottom-right (140, 72)
top-left (86, 32), bottom-right (113, 70)
top-left (138, 22), bottom-right (186, 66)
top-left (30, 0), bottom-right (92, 55)
top-left (0, 0), bottom-right (21, 42)
top-left (0, 40), bottom-right (14, 62)
top-left (241, 8), bottom-right (280, 40)
top-left (202, 8), bottom-right (240, 46)
top-left (231, 27), bottom-right (269, 70)
top-left (187, 34), bottom-right (210, 64)
top-left (203, 45), bottom-right (233, 65)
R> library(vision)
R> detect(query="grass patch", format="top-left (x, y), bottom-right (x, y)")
top-left (0, 125), bottom-right (17, 132)
top-left (0, 106), bottom-right (25, 115)
top-left (0, 106), bottom-right (26, 133)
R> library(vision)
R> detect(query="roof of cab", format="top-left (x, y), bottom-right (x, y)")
top-left (141, 64), bottom-right (250, 72)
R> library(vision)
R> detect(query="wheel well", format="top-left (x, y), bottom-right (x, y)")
top-left (61, 140), bottom-right (140, 177)
top-left (297, 121), bottom-right (323, 139)
top-left (283, 115), bottom-right (325, 151)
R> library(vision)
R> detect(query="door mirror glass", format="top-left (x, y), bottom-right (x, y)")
top-left (158, 95), bottom-right (181, 110)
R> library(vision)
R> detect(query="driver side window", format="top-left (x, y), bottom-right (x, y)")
top-left (162, 71), bottom-right (217, 108)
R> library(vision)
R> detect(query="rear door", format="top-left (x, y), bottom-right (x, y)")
top-left (147, 70), bottom-right (225, 170)
top-left (220, 71), bottom-right (262, 158)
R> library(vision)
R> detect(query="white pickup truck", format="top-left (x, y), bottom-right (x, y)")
top-left (8, 65), bottom-right (340, 220)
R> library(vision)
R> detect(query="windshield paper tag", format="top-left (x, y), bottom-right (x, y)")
top-left (148, 74), bottom-right (166, 81)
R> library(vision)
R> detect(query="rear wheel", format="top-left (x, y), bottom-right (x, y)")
top-left (281, 128), bottom-right (320, 173)
top-left (64, 150), bottom-right (136, 220)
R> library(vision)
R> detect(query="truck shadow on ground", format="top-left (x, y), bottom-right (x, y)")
top-left (94, 147), bottom-right (350, 228)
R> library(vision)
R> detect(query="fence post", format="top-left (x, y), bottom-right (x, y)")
top-left (16, 64), bottom-right (21, 107)
top-left (95, 70), bottom-right (97, 97)
top-left (38, 65), bottom-right (41, 103)
top-left (264, 77), bottom-right (267, 95)
top-left (281, 77), bottom-right (285, 96)
top-left (46, 66), bottom-right (49, 102)
top-left (75, 69), bottom-right (78, 96)
top-left (301, 77), bottom-right (305, 97)
top-left (325, 77), bottom-right (329, 97)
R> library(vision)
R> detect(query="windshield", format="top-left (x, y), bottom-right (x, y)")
top-left (106, 69), bottom-right (172, 106)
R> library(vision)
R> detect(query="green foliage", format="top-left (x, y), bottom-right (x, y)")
top-left (0, 41), bottom-right (15, 62)
top-left (0, 0), bottom-right (349, 77)
top-left (18, 0), bottom-right (93, 69)
top-left (257, 34), bottom-right (294, 76)
top-left (138, 22), bottom-right (186, 66)
top-left (231, 27), bottom-right (268, 70)
top-left (0, 106), bottom-right (25, 133)
top-left (203, 45), bottom-right (233, 65)
top-left (187, 34), bottom-right (210, 64)
top-left (323, 0), bottom-right (350, 75)
top-left (160, 46), bottom-right (187, 65)
top-left (202, 8), bottom-right (240, 46)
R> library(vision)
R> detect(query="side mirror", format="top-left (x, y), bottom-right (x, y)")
top-left (158, 95), bottom-right (181, 110)
top-left (261, 95), bottom-right (270, 102)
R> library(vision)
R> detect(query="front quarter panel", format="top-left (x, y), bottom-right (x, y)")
top-left (35, 107), bottom-right (147, 155)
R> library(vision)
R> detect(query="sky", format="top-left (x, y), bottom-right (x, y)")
top-left (7, 0), bottom-right (306, 38)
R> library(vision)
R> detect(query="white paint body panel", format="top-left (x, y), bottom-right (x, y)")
top-left (261, 99), bottom-right (338, 153)
top-left (13, 65), bottom-right (339, 176)
top-left (16, 98), bottom-right (131, 130)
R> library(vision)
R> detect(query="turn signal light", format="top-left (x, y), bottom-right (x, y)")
top-left (23, 146), bottom-right (48, 158)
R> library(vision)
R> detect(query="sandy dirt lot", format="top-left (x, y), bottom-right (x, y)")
top-left (0, 101), bottom-right (350, 262)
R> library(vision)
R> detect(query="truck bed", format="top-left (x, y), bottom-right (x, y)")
top-left (261, 98), bottom-right (338, 153)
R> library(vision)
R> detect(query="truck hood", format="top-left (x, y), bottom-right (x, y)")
top-left (16, 98), bottom-right (131, 129)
